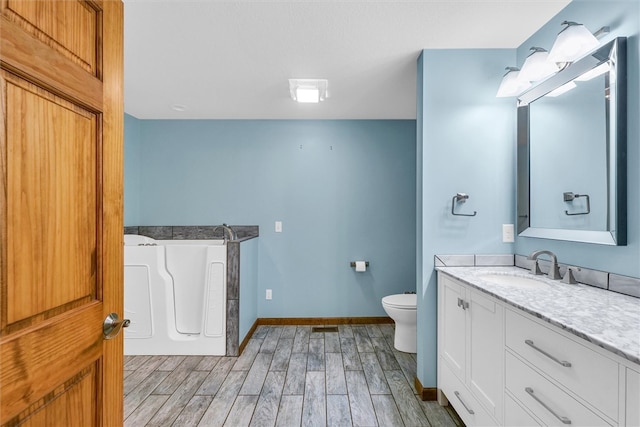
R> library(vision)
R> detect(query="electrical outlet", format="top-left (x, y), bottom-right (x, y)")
top-left (502, 224), bottom-right (515, 242)
top-left (275, 221), bottom-right (282, 233)
top-left (266, 289), bottom-right (272, 300)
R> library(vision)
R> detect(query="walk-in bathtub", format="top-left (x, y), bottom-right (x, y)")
top-left (124, 235), bottom-right (226, 355)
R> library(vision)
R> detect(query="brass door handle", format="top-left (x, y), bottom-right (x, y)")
top-left (103, 313), bottom-right (130, 340)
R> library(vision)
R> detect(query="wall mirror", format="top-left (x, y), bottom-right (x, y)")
top-left (517, 37), bottom-right (627, 245)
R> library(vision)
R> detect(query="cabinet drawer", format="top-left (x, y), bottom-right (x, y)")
top-left (505, 392), bottom-right (541, 426)
top-left (505, 309), bottom-right (618, 420)
top-left (439, 357), bottom-right (497, 427)
top-left (506, 352), bottom-right (612, 426)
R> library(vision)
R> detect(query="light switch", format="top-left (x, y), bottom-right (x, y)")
top-left (275, 221), bottom-right (282, 233)
top-left (266, 289), bottom-right (272, 300)
top-left (502, 224), bottom-right (515, 242)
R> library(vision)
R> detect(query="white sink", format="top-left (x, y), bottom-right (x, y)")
top-left (479, 273), bottom-right (551, 289)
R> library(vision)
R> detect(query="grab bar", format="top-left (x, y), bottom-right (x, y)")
top-left (563, 192), bottom-right (590, 216)
top-left (451, 193), bottom-right (477, 217)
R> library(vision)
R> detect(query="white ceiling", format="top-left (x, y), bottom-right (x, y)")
top-left (124, 0), bottom-right (572, 120)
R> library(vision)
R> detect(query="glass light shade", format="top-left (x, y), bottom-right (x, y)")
top-left (548, 22), bottom-right (599, 63)
top-left (295, 88), bottom-right (320, 103)
top-left (496, 68), bottom-right (531, 97)
top-left (519, 48), bottom-right (559, 82)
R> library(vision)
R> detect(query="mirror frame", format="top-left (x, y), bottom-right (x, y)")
top-left (517, 37), bottom-right (627, 246)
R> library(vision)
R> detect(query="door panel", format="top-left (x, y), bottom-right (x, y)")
top-left (0, 303), bottom-right (103, 423)
top-left (0, 1), bottom-right (123, 426)
top-left (440, 276), bottom-right (466, 381)
top-left (18, 363), bottom-right (97, 427)
top-left (5, 73), bottom-right (98, 325)
top-left (3, 0), bottom-right (99, 74)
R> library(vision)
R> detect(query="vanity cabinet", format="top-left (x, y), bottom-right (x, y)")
top-left (438, 273), bottom-right (504, 425)
top-left (626, 368), bottom-right (640, 426)
top-left (506, 309), bottom-right (618, 424)
top-left (437, 271), bottom-right (640, 426)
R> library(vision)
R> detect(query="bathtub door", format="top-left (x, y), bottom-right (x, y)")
top-left (0, 1), bottom-right (124, 426)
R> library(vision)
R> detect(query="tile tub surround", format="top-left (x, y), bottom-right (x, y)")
top-left (124, 225), bottom-right (259, 241)
top-left (436, 266), bottom-right (640, 365)
top-left (124, 225), bottom-right (259, 356)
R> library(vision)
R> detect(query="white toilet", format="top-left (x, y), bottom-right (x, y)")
top-left (381, 293), bottom-right (417, 353)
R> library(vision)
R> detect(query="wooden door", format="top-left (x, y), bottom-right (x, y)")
top-left (0, 1), bottom-right (124, 425)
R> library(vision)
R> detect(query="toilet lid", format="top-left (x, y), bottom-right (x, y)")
top-left (382, 294), bottom-right (416, 309)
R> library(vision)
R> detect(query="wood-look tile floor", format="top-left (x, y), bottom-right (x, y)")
top-left (124, 324), bottom-right (462, 426)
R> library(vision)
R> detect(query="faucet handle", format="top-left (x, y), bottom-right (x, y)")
top-left (549, 262), bottom-right (562, 280)
top-left (562, 266), bottom-right (579, 284)
top-left (531, 260), bottom-right (543, 276)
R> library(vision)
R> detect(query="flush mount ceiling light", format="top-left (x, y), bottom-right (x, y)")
top-left (519, 47), bottom-right (559, 82)
top-left (289, 79), bottom-right (328, 103)
top-left (548, 21), bottom-right (604, 64)
top-left (171, 104), bottom-right (187, 112)
top-left (496, 67), bottom-right (531, 97)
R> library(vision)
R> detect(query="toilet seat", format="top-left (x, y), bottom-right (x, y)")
top-left (382, 294), bottom-right (416, 310)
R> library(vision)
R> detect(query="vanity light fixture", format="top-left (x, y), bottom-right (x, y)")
top-left (548, 21), bottom-right (603, 64)
top-left (496, 67), bottom-right (531, 97)
top-left (518, 47), bottom-right (559, 82)
top-left (289, 78), bottom-right (328, 103)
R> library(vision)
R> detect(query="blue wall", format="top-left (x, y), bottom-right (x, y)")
top-left (515, 0), bottom-right (640, 278)
top-left (124, 118), bottom-right (417, 318)
top-left (124, 114), bottom-right (141, 225)
top-left (417, 49), bottom-right (517, 387)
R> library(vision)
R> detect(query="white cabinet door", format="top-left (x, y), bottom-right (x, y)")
top-left (627, 367), bottom-right (640, 426)
top-left (440, 275), bottom-right (467, 382)
top-left (468, 289), bottom-right (504, 421)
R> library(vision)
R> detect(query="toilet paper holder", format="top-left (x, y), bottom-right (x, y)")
top-left (350, 261), bottom-right (369, 268)
top-left (451, 193), bottom-right (477, 217)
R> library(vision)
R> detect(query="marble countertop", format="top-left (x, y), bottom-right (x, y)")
top-left (436, 266), bottom-right (640, 365)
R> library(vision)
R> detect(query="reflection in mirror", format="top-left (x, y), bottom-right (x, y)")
top-left (517, 37), bottom-right (627, 245)
top-left (529, 74), bottom-right (607, 231)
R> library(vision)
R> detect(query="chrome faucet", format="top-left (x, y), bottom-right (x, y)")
top-left (213, 223), bottom-right (237, 243)
top-left (527, 250), bottom-right (561, 280)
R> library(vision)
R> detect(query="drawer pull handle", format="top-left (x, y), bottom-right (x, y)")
top-left (525, 339), bottom-right (572, 367)
top-left (454, 391), bottom-right (475, 415)
top-left (525, 387), bottom-right (571, 424)
top-left (457, 298), bottom-right (469, 310)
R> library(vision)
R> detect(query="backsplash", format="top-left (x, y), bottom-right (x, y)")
top-left (124, 225), bottom-right (259, 241)
top-left (434, 254), bottom-right (640, 299)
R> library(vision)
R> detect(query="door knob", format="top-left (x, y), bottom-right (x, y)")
top-left (103, 313), bottom-right (130, 340)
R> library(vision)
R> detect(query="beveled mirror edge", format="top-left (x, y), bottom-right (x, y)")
top-left (516, 37), bottom-right (627, 246)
